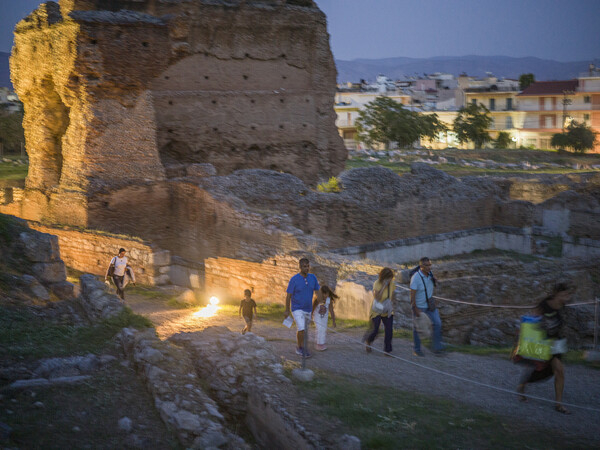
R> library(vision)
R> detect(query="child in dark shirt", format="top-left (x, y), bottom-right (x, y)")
top-left (239, 289), bottom-right (258, 334)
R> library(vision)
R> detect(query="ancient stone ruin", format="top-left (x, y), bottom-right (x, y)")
top-left (11, 0), bottom-right (346, 226)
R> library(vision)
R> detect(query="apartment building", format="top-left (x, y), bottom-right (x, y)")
top-left (517, 70), bottom-right (600, 151)
top-left (335, 68), bottom-right (600, 152)
top-left (463, 82), bottom-right (521, 147)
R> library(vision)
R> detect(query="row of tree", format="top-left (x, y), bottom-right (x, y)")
top-left (354, 96), bottom-right (597, 152)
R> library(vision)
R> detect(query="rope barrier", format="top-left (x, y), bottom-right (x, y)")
top-left (394, 284), bottom-right (598, 309)
top-left (308, 319), bottom-right (600, 414)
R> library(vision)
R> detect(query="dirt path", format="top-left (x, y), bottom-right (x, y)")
top-left (125, 293), bottom-right (600, 444)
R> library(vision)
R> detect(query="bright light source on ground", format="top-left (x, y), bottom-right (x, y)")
top-left (193, 296), bottom-right (220, 318)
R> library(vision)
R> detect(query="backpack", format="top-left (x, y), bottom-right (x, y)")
top-left (409, 265), bottom-right (436, 286)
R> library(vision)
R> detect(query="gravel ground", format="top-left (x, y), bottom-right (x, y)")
top-left (126, 294), bottom-right (600, 445)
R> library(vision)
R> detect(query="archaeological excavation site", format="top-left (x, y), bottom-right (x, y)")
top-left (1, 0), bottom-right (600, 448)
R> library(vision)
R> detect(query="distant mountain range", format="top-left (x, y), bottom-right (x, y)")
top-left (0, 51), bottom-right (593, 89)
top-left (335, 55), bottom-right (593, 83)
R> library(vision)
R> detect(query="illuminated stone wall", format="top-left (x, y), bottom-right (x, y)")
top-left (29, 222), bottom-right (171, 285)
top-left (11, 0), bottom-right (345, 226)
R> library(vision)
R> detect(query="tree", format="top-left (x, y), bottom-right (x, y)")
top-left (453, 103), bottom-right (492, 148)
top-left (0, 111), bottom-right (25, 153)
top-left (494, 131), bottom-right (512, 149)
top-left (519, 73), bottom-right (535, 91)
top-left (355, 96), bottom-right (447, 149)
top-left (551, 121), bottom-right (597, 153)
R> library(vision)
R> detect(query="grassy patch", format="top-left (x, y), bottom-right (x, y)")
top-left (296, 373), bottom-right (594, 449)
top-left (0, 158), bottom-right (28, 181)
top-left (346, 147), bottom-right (600, 177)
top-left (0, 306), bottom-right (152, 361)
top-left (1, 363), bottom-right (181, 449)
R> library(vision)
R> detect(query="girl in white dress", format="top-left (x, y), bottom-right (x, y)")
top-left (312, 285), bottom-right (338, 351)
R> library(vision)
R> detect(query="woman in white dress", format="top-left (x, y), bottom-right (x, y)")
top-left (312, 285), bottom-right (338, 351)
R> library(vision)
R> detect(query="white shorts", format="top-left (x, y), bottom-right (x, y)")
top-left (292, 310), bottom-right (312, 331)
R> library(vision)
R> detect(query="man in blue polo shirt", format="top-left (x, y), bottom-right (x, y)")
top-left (285, 257), bottom-right (321, 358)
top-left (410, 256), bottom-right (444, 356)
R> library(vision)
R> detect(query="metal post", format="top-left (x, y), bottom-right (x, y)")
top-left (302, 315), bottom-right (309, 370)
top-left (594, 297), bottom-right (599, 351)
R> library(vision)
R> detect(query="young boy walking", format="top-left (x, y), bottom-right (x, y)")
top-left (239, 289), bottom-right (258, 334)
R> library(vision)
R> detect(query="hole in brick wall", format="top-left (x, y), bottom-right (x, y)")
top-left (97, 260), bottom-right (101, 266)
top-left (280, 99), bottom-right (284, 103)
top-left (204, 75), bottom-right (209, 80)
top-left (251, 125), bottom-right (256, 130)
top-left (213, 127), bottom-right (218, 132)
top-left (273, 260), bottom-right (277, 266)
top-left (282, 75), bottom-right (287, 79)
top-left (251, 99), bottom-right (255, 104)
top-left (243, 75), bottom-right (248, 80)
top-left (306, 99), bottom-right (309, 103)
top-left (168, 129), bottom-right (173, 133)
top-left (165, 76), bottom-right (170, 80)
top-left (212, 100), bottom-right (217, 104)
top-left (168, 100), bottom-right (173, 105)
top-left (279, 124), bottom-right (284, 129)
top-left (302, 123), bottom-right (307, 127)
top-left (116, 31), bottom-right (122, 39)
top-left (245, 52), bottom-right (250, 57)
top-left (142, 42), bottom-right (149, 47)
top-left (90, 40), bottom-right (97, 45)
top-left (280, 53), bottom-right (286, 58)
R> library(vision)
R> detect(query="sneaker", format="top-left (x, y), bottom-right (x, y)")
top-left (413, 350), bottom-right (424, 357)
top-left (296, 347), bottom-right (304, 356)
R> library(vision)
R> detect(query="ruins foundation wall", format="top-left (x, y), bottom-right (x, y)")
top-left (28, 222), bottom-right (171, 285)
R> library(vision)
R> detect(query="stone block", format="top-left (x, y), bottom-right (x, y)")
top-left (153, 274), bottom-right (170, 286)
top-left (150, 250), bottom-right (171, 267)
top-left (186, 163), bottom-right (217, 178)
top-left (21, 274), bottom-right (50, 301)
top-left (50, 281), bottom-right (76, 299)
top-left (32, 261), bottom-right (66, 284)
top-left (19, 231), bottom-right (60, 262)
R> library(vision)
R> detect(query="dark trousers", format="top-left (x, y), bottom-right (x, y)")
top-left (366, 315), bottom-right (393, 353)
top-left (112, 275), bottom-right (125, 299)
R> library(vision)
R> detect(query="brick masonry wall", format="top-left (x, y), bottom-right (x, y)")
top-left (28, 223), bottom-right (171, 285)
top-left (204, 254), bottom-right (338, 307)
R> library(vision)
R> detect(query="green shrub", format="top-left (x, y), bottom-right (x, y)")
top-left (317, 176), bottom-right (342, 193)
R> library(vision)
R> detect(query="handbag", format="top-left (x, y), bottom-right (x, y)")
top-left (371, 284), bottom-right (392, 315)
top-left (414, 313), bottom-right (431, 338)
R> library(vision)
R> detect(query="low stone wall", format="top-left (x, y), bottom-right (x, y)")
top-left (78, 274), bottom-right (126, 321)
top-left (28, 223), bottom-right (171, 286)
top-left (331, 226), bottom-right (533, 264)
top-left (204, 254), bottom-right (338, 305)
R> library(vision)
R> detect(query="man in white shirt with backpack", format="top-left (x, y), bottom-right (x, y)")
top-left (105, 248), bottom-right (135, 299)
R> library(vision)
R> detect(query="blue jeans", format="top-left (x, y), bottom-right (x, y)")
top-left (413, 308), bottom-right (443, 352)
top-left (366, 315), bottom-right (393, 353)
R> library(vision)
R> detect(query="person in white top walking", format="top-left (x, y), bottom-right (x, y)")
top-left (105, 248), bottom-right (135, 299)
top-left (312, 285), bottom-right (337, 351)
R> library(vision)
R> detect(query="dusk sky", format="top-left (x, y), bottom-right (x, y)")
top-left (1, 0), bottom-right (599, 62)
